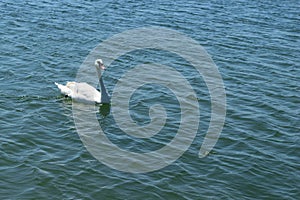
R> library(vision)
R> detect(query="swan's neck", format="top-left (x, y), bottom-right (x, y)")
top-left (100, 77), bottom-right (110, 103)
top-left (96, 66), bottom-right (110, 103)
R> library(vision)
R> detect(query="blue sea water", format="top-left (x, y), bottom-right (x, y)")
top-left (0, 0), bottom-right (299, 199)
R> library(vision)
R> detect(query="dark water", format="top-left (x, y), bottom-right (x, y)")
top-left (1, 0), bottom-right (299, 199)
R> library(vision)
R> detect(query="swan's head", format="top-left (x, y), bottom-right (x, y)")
top-left (95, 59), bottom-right (105, 70)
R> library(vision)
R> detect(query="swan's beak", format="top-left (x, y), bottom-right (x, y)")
top-left (97, 62), bottom-right (105, 70)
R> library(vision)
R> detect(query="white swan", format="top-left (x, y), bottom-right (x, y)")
top-left (55, 59), bottom-right (110, 104)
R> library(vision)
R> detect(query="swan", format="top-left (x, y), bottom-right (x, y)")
top-left (55, 59), bottom-right (110, 104)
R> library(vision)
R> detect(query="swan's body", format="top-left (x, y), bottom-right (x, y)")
top-left (55, 82), bottom-right (102, 103)
top-left (55, 59), bottom-right (110, 104)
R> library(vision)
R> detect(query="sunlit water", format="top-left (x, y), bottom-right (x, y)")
top-left (1, 0), bottom-right (299, 199)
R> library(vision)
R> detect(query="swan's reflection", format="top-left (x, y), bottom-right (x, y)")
top-left (98, 103), bottom-right (111, 117)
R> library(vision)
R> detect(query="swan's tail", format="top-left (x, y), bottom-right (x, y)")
top-left (55, 82), bottom-right (72, 96)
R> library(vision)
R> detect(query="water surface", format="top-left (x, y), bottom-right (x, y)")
top-left (1, 0), bottom-right (299, 199)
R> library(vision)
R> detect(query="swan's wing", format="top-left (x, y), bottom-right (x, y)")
top-left (72, 82), bottom-right (101, 103)
top-left (55, 82), bottom-right (72, 96)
